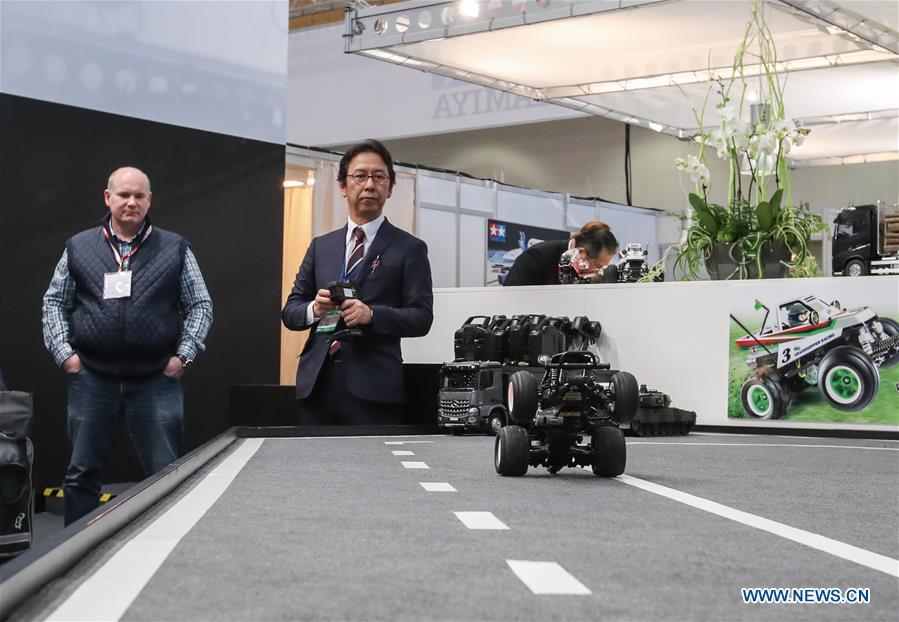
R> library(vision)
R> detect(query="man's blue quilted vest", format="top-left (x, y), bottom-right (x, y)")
top-left (66, 226), bottom-right (187, 376)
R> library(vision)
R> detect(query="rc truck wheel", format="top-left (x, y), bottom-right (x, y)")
top-left (818, 346), bottom-right (879, 412)
top-left (495, 425), bottom-right (530, 476)
top-left (508, 371), bottom-right (538, 427)
top-left (740, 375), bottom-right (789, 420)
top-left (591, 426), bottom-right (626, 477)
top-left (879, 317), bottom-right (899, 368)
top-left (610, 372), bottom-right (639, 423)
top-left (843, 259), bottom-right (867, 277)
top-left (487, 410), bottom-right (506, 436)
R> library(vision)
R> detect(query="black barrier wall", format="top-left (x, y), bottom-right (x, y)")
top-left (0, 93), bottom-right (282, 487)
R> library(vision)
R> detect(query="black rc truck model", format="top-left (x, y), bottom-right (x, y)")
top-left (495, 350), bottom-right (638, 478)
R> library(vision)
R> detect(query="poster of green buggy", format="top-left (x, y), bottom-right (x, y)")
top-left (728, 281), bottom-right (899, 424)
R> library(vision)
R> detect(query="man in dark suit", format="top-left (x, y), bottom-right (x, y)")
top-left (503, 221), bottom-right (619, 286)
top-left (281, 140), bottom-right (433, 425)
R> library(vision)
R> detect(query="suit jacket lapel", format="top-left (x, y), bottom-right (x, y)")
top-left (353, 218), bottom-right (397, 288)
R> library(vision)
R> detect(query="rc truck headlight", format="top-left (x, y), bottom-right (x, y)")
top-left (468, 407), bottom-right (480, 416)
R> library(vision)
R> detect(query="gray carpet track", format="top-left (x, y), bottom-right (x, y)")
top-left (11, 433), bottom-right (899, 621)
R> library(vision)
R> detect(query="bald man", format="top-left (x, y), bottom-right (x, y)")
top-left (42, 166), bottom-right (213, 525)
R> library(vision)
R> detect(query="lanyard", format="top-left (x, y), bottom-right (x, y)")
top-left (102, 223), bottom-right (152, 271)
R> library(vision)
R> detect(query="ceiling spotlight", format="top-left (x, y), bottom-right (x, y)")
top-left (459, 1), bottom-right (479, 18)
top-left (283, 180), bottom-right (304, 188)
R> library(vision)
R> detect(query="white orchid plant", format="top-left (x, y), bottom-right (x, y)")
top-left (672, 1), bottom-right (825, 279)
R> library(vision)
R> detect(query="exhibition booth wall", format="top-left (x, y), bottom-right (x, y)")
top-left (402, 277), bottom-right (899, 433)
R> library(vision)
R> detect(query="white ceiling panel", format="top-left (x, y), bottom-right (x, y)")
top-left (346, 0), bottom-right (899, 163)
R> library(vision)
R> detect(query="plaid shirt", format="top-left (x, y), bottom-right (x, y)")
top-left (41, 226), bottom-right (213, 367)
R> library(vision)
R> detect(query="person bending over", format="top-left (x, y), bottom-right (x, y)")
top-left (503, 221), bottom-right (619, 286)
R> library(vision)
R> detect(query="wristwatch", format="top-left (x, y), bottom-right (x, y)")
top-left (177, 355), bottom-right (193, 369)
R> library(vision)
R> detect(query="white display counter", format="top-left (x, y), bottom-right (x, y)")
top-left (402, 276), bottom-right (899, 433)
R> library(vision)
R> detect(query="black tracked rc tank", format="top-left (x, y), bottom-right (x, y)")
top-left (628, 385), bottom-right (696, 436)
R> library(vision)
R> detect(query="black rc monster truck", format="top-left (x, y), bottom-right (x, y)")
top-left (494, 350), bottom-right (638, 477)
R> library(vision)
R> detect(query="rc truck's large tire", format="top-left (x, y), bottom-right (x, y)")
top-left (508, 371), bottom-right (538, 427)
top-left (818, 346), bottom-right (879, 412)
top-left (591, 426), bottom-right (626, 477)
top-left (610, 371), bottom-right (639, 423)
top-left (878, 317), bottom-right (899, 368)
top-left (843, 259), bottom-right (867, 277)
top-left (740, 375), bottom-right (790, 420)
top-left (495, 425), bottom-right (530, 476)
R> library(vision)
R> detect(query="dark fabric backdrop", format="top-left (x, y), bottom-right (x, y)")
top-left (0, 93), bottom-right (283, 487)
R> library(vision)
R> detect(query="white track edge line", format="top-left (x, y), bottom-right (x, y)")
top-left (617, 474), bottom-right (899, 578)
top-left (45, 438), bottom-right (264, 622)
top-left (630, 442), bottom-right (898, 451)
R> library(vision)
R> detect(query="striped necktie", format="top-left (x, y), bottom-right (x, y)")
top-left (345, 226), bottom-right (365, 279)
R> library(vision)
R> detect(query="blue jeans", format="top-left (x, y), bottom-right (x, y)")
top-left (64, 367), bottom-right (183, 525)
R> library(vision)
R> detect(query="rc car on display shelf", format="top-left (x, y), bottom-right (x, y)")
top-left (734, 295), bottom-right (899, 419)
top-left (495, 350), bottom-right (638, 478)
top-left (617, 243), bottom-right (650, 283)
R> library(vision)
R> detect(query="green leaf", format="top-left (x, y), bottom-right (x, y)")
top-left (768, 188), bottom-right (783, 222)
top-left (756, 199), bottom-right (774, 232)
top-left (688, 193), bottom-right (719, 237)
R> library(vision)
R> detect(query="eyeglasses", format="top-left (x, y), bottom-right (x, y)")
top-left (348, 171), bottom-right (389, 185)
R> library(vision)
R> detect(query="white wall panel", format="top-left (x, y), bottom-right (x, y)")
top-left (496, 188), bottom-right (564, 229)
top-left (419, 208), bottom-right (457, 288)
top-left (460, 181), bottom-right (493, 214)
top-left (599, 203), bottom-right (659, 264)
top-left (566, 201), bottom-right (598, 229)
top-left (459, 214), bottom-right (487, 287)
top-left (419, 175), bottom-right (457, 208)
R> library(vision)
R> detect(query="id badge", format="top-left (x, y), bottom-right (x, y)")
top-left (103, 271), bottom-right (132, 299)
top-left (316, 309), bottom-right (341, 333)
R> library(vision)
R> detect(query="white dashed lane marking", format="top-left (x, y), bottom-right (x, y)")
top-left (506, 560), bottom-right (591, 595)
top-left (454, 511), bottom-right (509, 530)
top-left (617, 474), bottom-right (899, 578)
top-left (419, 482), bottom-right (457, 492)
top-left (401, 461), bottom-right (429, 469)
top-left (391, 450), bottom-right (415, 456)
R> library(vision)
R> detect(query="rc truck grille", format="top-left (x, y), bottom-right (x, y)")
top-left (440, 399), bottom-right (471, 416)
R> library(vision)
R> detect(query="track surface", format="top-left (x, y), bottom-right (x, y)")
top-left (12, 433), bottom-right (899, 621)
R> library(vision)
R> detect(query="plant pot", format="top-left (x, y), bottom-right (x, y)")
top-left (706, 240), bottom-right (789, 280)
top-left (706, 243), bottom-right (740, 280)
